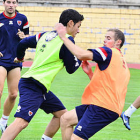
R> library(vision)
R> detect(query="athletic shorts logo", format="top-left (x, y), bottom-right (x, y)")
top-left (16, 105), bottom-right (21, 112)
top-left (77, 125), bottom-right (82, 131)
top-left (28, 111), bottom-right (33, 116)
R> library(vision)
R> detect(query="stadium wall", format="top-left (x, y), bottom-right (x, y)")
top-left (0, 6), bottom-right (140, 63)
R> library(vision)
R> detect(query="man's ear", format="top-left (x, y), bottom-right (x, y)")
top-left (116, 39), bottom-right (122, 46)
top-left (67, 20), bottom-right (74, 27)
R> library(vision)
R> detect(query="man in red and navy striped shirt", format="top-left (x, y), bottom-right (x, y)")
top-left (0, 0), bottom-right (29, 134)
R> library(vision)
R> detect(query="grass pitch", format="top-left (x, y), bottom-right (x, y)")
top-left (1, 67), bottom-right (140, 140)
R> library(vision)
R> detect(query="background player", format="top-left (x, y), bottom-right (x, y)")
top-left (56, 24), bottom-right (130, 140)
top-left (0, 9), bottom-right (84, 140)
top-left (0, 0), bottom-right (29, 134)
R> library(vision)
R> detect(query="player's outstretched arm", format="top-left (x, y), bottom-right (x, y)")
top-left (55, 23), bottom-right (93, 61)
top-left (16, 35), bottom-right (37, 61)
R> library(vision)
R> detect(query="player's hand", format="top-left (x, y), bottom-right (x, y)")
top-left (0, 52), bottom-right (3, 57)
top-left (55, 23), bottom-right (67, 40)
top-left (81, 61), bottom-right (93, 79)
top-left (17, 29), bottom-right (26, 39)
top-left (81, 61), bottom-right (92, 74)
top-left (14, 57), bottom-right (24, 63)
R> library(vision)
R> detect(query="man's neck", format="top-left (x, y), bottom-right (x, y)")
top-left (4, 11), bottom-right (16, 18)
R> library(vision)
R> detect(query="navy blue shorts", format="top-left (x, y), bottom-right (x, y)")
top-left (14, 78), bottom-right (66, 122)
top-left (0, 65), bottom-right (21, 73)
top-left (74, 105), bottom-right (119, 139)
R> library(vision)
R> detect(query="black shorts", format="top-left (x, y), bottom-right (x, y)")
top-left (74, 105), bottom-right (119, 139)
top-left (0, 65), bottom-right (21, 73)
top-left (14, 78), bottom-right (66, 122)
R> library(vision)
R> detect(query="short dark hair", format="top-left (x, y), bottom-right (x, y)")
top-left (107, 29), bottom-right (125, 48)
top-left (59, 9), bottom-right (84, 26)
top-left (3, 0), bottom-right (18, 2)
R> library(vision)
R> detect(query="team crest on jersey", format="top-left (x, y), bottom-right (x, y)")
top-left (45, 32), bottom-right (58, 42)
top-left (0, 23), bottom-right (4, 27)
top-left (28, 111), bottom-right (33, 116)
top-left (17, 20), bottom-right (22, 26)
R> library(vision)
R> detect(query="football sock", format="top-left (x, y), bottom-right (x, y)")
top-left (125, 104), bottom-right (137, 117)
top-left (41, 134), bottom-right (52, 140)
top-left (0, 114), bottom-right (9, 126)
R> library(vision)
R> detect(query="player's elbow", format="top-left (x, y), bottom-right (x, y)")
top-left (76, 52), bottom-right (93, 61)
top-left (66, 68), bottom-right (75, 74)
top-left (76, 54), bottom-right (88, 61)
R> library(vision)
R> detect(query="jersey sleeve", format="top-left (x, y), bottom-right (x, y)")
top-left (35, 32), bottom-right (45, 42)
top-left (59, 36), bottom-right (81, 74)
top-left (88, 46), bottom-right (112, 71)
top-left (22, 15), bottom-right (29, 35)
top-left (17, 32), bottom-right (46, 60)
top-left (17, 35), bottom-right (37, 60)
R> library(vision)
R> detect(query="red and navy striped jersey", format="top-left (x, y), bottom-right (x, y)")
top-left (89, 46), bottom-right (112, 70)
top-left (0, 11), bottom-right (29, 67)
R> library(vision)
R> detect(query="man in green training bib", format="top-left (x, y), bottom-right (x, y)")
top-left (0, 9), bottom-right (84, 140)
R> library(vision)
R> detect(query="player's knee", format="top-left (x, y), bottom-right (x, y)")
top-left (9, 92), bottom-right (18, 101)
top-left (18, 122), bottom-right (28, 130)
top-left (21, 121), bottom-right (29, 129)
top-left (53, 109), bottom-right (67, 118)
top-left (16, 119), bottom-right (29, 130)
top-left (60, 113), bottom-right (69, 127)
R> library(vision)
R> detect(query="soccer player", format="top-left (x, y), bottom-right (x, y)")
top-left (56, 24), bottom-right (130, 140)
top-left (121, 96), bottom-right (140, 130)
top-left (0, 9), bottom-right (84, 140)
top-left (0, 0), bottom-right (29, 134)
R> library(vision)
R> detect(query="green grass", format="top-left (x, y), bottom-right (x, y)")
top-left (1, 67), bottom-right (140, 140)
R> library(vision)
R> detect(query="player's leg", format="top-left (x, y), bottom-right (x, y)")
top-left (132, 96), bottom-right (140, 109)
top-left (9, 78), bottom-right (45, 139)
top-left (42, 109), bottom-right (67, 140)
top-left (71, 134), bottom-right (84, 140)
top-left (121, 96), bottom-right (140, 130)
top-left (4, 67), bottom-right (20, 116)
top-left (60, 105), bottom-right (90, 140)
top-left (0, 67), bottom-right (20, 132)
top-left (0, 67), bottom-right (20, 134)
top-left (0, 66), bottom-right (8, 133)
top-left (0, 117), bottom-right (29, 140)
top-left (40, 91), bottom-right (67, 140)
top-left (0, 66), bottom-right (7, 109)
top-left (60, 109), bottom-right (78, 140)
